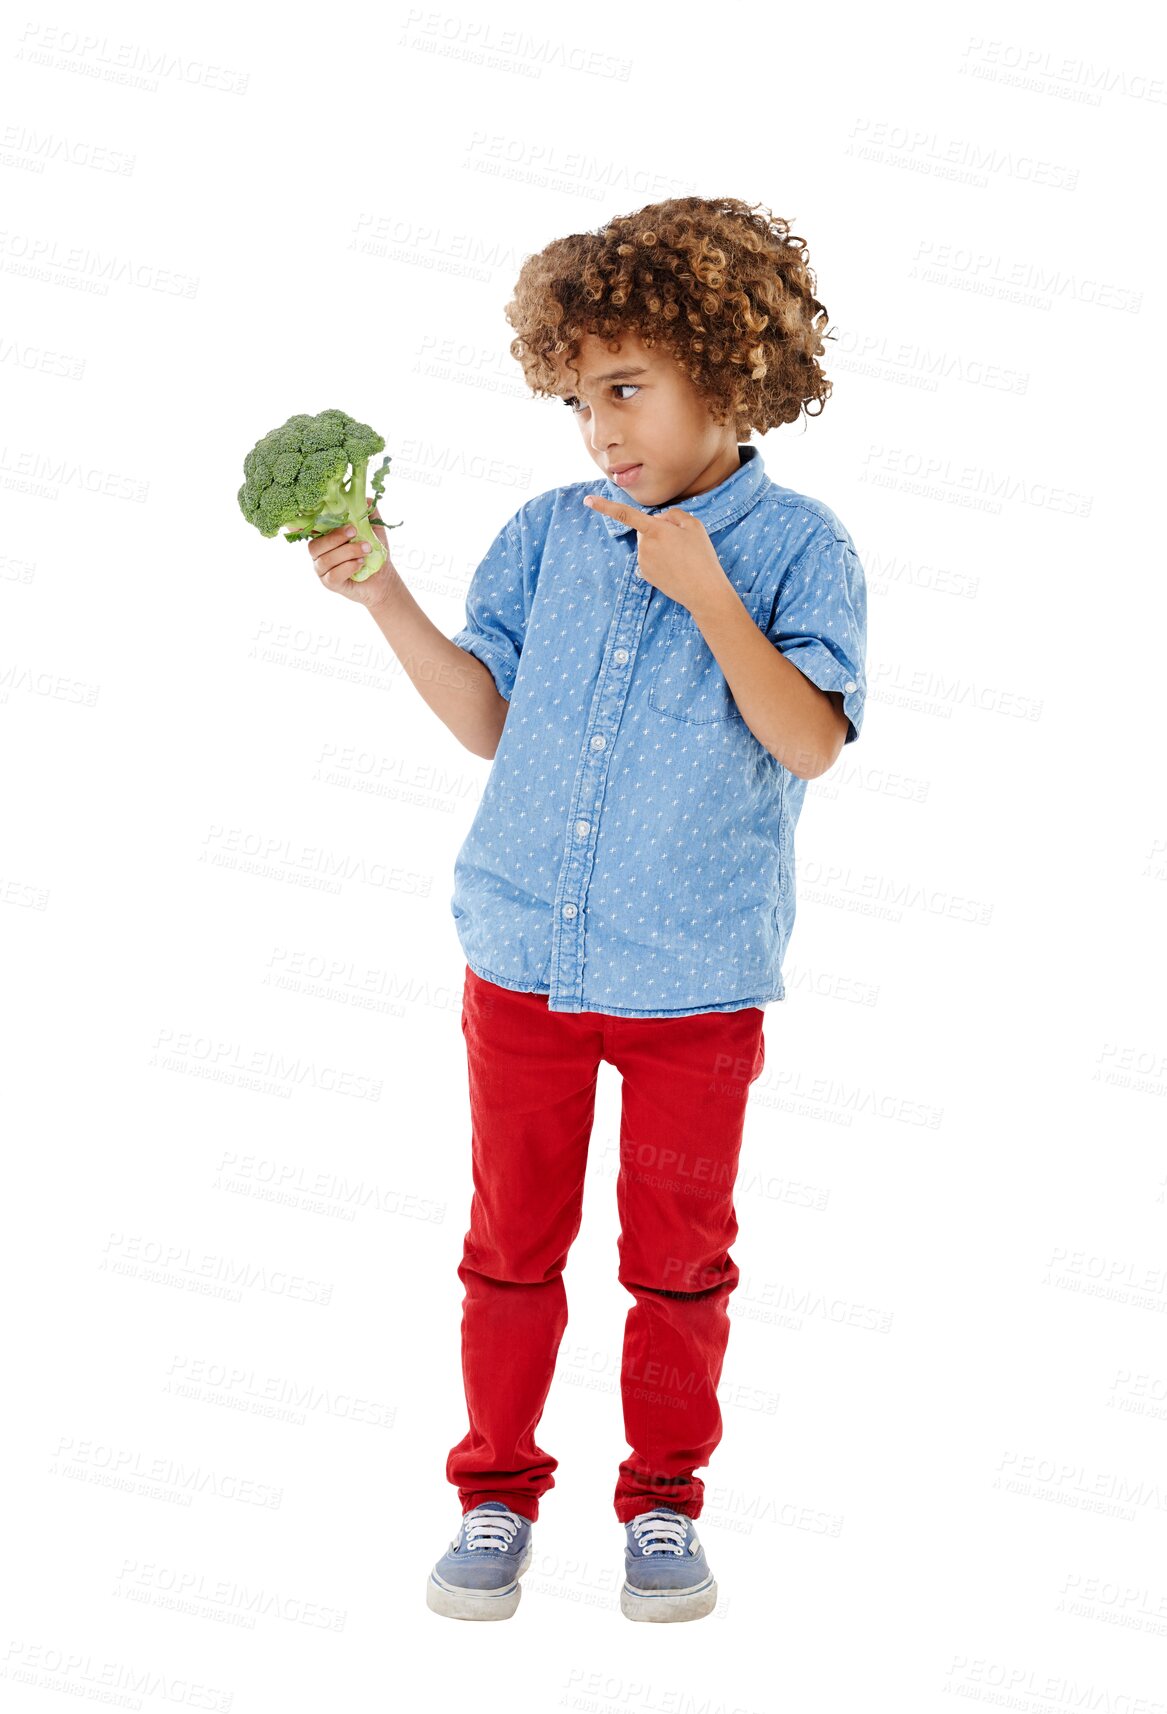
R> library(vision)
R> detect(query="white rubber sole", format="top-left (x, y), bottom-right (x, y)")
top-left (426, 1539), bottom-right (534, 1621)
top-left (620, 1572), bottom-right (717, 1622)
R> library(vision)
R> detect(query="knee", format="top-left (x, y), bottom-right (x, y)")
top-left (620, 1258), bottom-right (739, 1298)
top-left (459, 1248), bottom-right (567, 1289)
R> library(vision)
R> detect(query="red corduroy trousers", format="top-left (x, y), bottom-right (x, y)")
top-left (445, 963), bottom-right (766, 1525)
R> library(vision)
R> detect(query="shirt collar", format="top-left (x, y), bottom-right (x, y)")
top-left (593, 443), bottom-right (767, 537)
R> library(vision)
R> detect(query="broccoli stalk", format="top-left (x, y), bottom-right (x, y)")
top-left (238, 409), bottom-right (400, 582)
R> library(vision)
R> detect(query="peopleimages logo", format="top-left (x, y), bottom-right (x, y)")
top-left (15, 23), bottom-right (251, 96)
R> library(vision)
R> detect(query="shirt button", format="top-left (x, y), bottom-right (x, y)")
top-left (562, 903), bottom-right (577, 919)
top-left (575, 820), bottom-right (590, 838)
top-left (613, 648), bottom-right (629, 665)
top-left (590, 734), bottom-right (606, 751)
top-left (844, 680), bottom-right (856, 693)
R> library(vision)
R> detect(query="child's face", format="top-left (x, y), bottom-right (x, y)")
top-left (552, 331), bottom-right (741, 507)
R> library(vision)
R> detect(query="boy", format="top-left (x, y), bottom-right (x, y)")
top-left (307, 196), bottom-right (867, 1624)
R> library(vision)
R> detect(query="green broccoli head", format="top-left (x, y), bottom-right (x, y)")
top-left (238, 408), bottom-right (398, 580)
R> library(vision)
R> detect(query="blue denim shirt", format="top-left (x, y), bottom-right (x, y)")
top-left (448, 443), bottom-right (867, 1016)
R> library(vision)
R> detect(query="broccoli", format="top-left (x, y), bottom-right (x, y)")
top-left (237, 408), bottom-right (400, 581)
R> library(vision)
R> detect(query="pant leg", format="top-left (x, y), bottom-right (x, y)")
top-left (607, 1005), bottom-right (766, 1523)
top-left (446, 966), bottom-right (605, 1525)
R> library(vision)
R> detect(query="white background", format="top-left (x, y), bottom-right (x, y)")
top-left (2, 0), bottom-right (1165, 1708)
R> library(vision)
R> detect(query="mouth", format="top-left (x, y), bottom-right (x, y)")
top-left (608, 463), bottom-right (643, 486)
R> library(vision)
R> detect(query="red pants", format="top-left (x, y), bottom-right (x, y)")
top-left (446, 964), bottom-right (766, 1525)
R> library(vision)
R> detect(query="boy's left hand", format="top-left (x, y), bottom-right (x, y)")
top-left (583, 494), bottom-right (728, 614)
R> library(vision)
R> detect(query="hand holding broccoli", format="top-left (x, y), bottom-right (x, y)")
top-left (307, 504), bottom-right (399, 611)
top-left (237, 408), bottom-right (401, 583)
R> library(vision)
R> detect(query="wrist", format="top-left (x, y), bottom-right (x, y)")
top-left (685, 572), bottom-right (738, 635)
top-left (366, 564), bottom-right (405, 617)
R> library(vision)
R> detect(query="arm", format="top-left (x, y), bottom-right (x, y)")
top-left (688, 578), bottom-right (849, 779)
top-left (581, 494), bottom-right (864, 778)
top-left (366, 571), bottom-right (509, 760)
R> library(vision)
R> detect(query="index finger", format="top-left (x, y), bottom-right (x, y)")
top-left (583, 493), bottom-right (649, 529)
top-left (307, 522), bottom-right (356, 556)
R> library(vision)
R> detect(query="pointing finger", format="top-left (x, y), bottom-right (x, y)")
top-left (584, 493), bottom-right (647, 527)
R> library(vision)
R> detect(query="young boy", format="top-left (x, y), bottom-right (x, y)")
top-left (307, 196), bottom-right (867, 1625)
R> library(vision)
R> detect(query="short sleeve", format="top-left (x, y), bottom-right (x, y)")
top-left (449, 515), bottom-right (526, 703)
top-left (766, 529), bottom-right (867, 744)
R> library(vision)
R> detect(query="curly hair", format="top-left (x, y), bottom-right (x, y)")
top-left (504, 195), bottom-right (835, 439)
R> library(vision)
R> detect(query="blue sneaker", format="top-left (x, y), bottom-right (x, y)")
top-left (426, 1501), bottom-right (535, 1621)
top-left (621, 1506), bottom-right (717, 1622)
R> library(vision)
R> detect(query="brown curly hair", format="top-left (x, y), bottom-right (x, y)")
top-left (504, 195), bottom-right (835, 439)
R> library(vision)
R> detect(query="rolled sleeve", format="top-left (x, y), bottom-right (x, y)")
top-left (766, 529), bottom-right (868, 744)
top-left (450, 515), bottom-right (526, 704)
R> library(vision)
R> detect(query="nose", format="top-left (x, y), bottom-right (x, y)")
top-left (584, 403), bottom-right (621, 456)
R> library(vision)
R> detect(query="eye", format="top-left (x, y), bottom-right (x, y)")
top-left (561, 384), bottom-right (640, 413)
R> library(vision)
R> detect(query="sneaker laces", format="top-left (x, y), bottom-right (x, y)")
top-left (630, 1508), bottom-right (688, 1555)
top-left (462, 1506), bottom-right (527, 1552)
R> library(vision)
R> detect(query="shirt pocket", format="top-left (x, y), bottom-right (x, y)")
top-left (647, 601), bottom-right (743, 726)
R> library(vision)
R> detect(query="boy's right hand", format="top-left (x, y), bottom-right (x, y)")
top-left (307, 499), bottom-right (398, 611)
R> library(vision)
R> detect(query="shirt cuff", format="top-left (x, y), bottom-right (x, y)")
top-left (781, 641), bottom-right (865, 743)
top-left (451, 629), bottom-right (517, 704)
